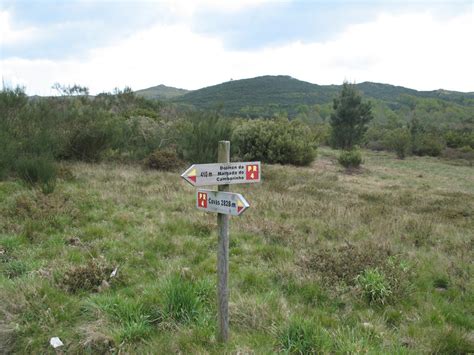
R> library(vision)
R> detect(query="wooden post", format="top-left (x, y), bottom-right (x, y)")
top-left (217, 140), bottom-right (230, 342)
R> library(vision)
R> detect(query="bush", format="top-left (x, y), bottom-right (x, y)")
top-left (178, 111), bottom-right (232, 164)
top-left (356, 268), bottom-right (392, 305)
top-left (412, 133), bottom-right (444, 157)
top-left (338, 149), bottom-right (362, 169)
top-left (385, 128), bottom-right (411, 159)
top-left (15, 156), bottom-right (57, 194)
top-left (114, 115), bottom-right (169, 160)
top-left (62, 126), bottom-right (112, 162)
top-left (144, 149), bottom-right (183, 171)
top-left (232, 118), bottom-right (316, 166)
top-left (445, 130), bottom-right (474, 149)
top-left (0, 133), bottom-right (16, 179)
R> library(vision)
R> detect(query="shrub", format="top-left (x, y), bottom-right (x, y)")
top-left (178, 111), bottom-right (232, 164)
top-left (0, 133), bottom-right (16, 179)
top-left (233, 118), bottom-right (316, 166)
top-left (412, 133), bottom-right (444, 157)
top-left (338, 149), bottom-right (362, 169)
top-left (62, 127), bottom-right (111, 162)
top-left (385, 128), bottom-right (411, 159)
top-left (442, 146), bottom-right (474, 164)
top-left (356, 268), bottom-right (392, 305)
top-left (115, 115), bottom-right (168, 160)
top-left (144, 148), bottom-right (183, 171)
top-left (445, 130), bottom-right (474, 149)
top-left (15, 156), bottom-right (57, 194)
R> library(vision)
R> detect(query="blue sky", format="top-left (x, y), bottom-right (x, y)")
top-left (1, 0), bottom-right (473, 94)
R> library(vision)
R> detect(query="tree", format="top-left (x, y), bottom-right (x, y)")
top-left (330, 82), bottom-right (373, 149)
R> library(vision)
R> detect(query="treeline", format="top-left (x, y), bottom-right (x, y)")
top-left (0, 86), bottom-right (316, 193)
top-left (301, 97), bottom-right (474, 161)
top-left (1, 83), bottom-right (472, 192)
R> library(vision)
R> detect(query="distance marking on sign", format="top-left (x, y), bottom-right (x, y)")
top-left (196, 189), bottom-right (250, 216)
top-left (181, 162), bottom-right (260, 186)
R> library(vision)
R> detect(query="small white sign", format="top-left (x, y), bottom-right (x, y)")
top-left (196, 189), bottom-right (250, 216)
top-left (181, 162), bottom-right (261, 186)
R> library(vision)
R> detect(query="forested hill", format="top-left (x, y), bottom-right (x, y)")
top-left (170, 75), bottom-right (474, 120)
top-left (135, 84), bottom-right (189, 99)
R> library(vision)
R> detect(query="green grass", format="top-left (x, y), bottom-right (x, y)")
top-left (0, 148), bottom-right (473, 353)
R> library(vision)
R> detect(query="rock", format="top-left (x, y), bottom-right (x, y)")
top-left (98, 280), bottom-right (110, 293)
top-left (180, 267), bottom-right (192, 279)
top-left (362, 322), bottom-right (374, 329)
top-left (50, 337), bottom-right (64, 348)
top-left (110, 267), bottom-right (118, 278)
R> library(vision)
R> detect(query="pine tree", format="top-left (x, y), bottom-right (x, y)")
top-left (330, 82), bottom-right (373, 149)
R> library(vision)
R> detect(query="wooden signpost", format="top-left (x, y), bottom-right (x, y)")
top-left (181, 141), bottom-right (260, 342)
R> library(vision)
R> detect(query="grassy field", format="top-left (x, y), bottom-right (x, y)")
top-left (1, 148), bottom-right (473, 353)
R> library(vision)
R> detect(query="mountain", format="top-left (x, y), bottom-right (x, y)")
top-left (135, 84), bottom-right (189, 100)
top-left (171, 75), bottom-right (474, 118)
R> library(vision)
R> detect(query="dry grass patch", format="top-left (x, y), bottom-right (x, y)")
top-left (61, 259), bottom-right (114, 293)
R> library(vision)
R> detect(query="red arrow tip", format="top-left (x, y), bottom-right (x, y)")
top-left (189, 175), bottom-right (196, 183)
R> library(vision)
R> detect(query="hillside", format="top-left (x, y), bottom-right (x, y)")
top-left (135, 84), bottom-right (189, 99)
top-left (172, 75), bottom-right (474, 119)
top-left (173, 75), bottom-right (337, 115)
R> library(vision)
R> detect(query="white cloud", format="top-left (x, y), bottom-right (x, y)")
top-left (1, 10), bottom-right (473, 95)
top-left (0, 10), bottom-right (41, 46)
top-left (167, 0), bottom-right (275, 18)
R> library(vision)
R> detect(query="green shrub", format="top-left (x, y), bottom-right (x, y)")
top-left (0, 133), bottom-right (16, 179)
top-left (338, 149), bottom-right (362, 169)
top-left (445, 130), bottom-right (474, 149)
top-left (385, 128), bottom-right (411, 159)
top-left (178, 111), bottom-right (232, 164)
top-left (144, 148), bottom-right (183, 171)
top-left (15, 156), bottom-right (57, 194)
top-left (115, 115), bottom-right (167, 160)
top-left (62, 128), bottom-right (111, 162)
top-left (356, 268), bottom-right (392, 305)
top-left (412, 133), bottom-right (444, 157)
top-left (233, 118), bottom-right (316, 165)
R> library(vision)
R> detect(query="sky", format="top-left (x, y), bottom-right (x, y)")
top-left (0, 0), bottom-right (473, 95)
